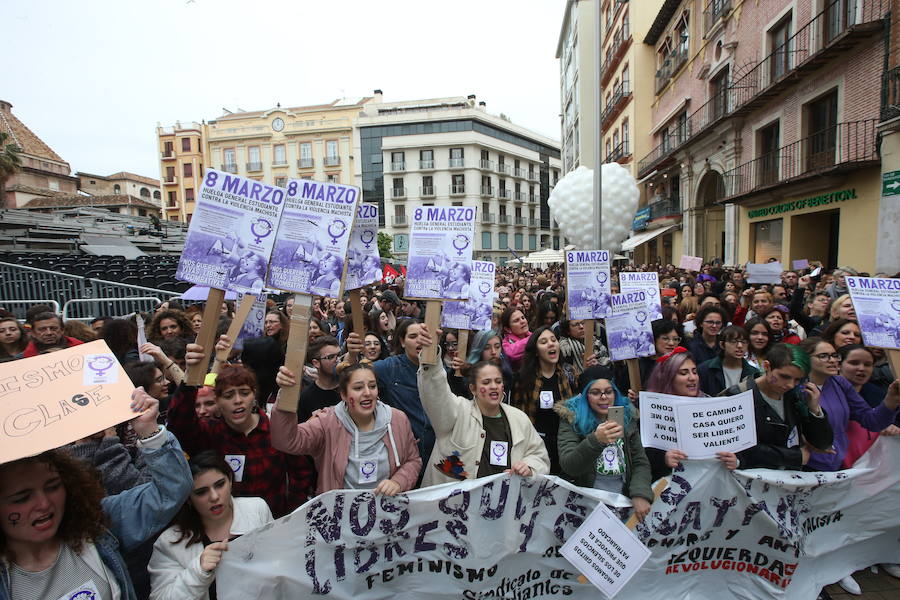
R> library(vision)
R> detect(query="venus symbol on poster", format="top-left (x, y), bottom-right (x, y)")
top-left (345, 203), bottom-right (382, 291)
top-left (405, 206), bottom-right (476, 300)
top-left (619, 271), bottom-right (662, 320)
top-left (606, 292), bottom-right (655, 361)
top-left (846, 276), bottom-right (900, 350)
top-left (565, 250), bottom-right (612, 320)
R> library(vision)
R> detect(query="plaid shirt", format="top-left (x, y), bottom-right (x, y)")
top-left (167, 385), bottom-right (314, 517)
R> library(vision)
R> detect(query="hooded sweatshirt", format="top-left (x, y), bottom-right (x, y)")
top-left (333, 400), bottom-right (395, 490)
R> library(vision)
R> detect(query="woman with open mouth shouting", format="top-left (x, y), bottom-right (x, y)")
top-left (0, 388), bottom-right (192, 600)
top-left (415, 325), bottom-right (549, 486)
top-left (270, 362), bottom-right (422, 496)
top-left (149, 452), bottom-right (273, 600)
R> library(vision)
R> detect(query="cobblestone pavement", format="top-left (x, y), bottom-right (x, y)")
top-left (821, 567), bottom-right (900, 600)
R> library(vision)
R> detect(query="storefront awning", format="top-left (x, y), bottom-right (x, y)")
top-left (620, 225), bottom-right (675, 252)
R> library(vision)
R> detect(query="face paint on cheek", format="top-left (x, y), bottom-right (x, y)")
top-left (479, 387), bottom-right (488, 395)
top-left (8, 513), bottom-right (20, 527)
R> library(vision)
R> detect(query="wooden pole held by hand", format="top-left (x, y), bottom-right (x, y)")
top-left (349, 289), bottom-right (365, 364)
top-left (421, 301), bottom-right (442, 365)
top-left (887, 349), bottom-right (900, 380)
top-left (626, 358), bottom-right (642, 393)
top-left (278, 294), bottom-right (313, 412)
top-left (186, 288), bottom-right (226, 385)
top-left (211, 293), bottom-right (257, 375)
top-left (583, 319), bottom-right (595, 367)
top-left (455, 329), bottom-right (470, 376)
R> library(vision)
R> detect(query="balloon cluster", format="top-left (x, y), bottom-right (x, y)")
top-left (548, 164), bottom-right (639, 253)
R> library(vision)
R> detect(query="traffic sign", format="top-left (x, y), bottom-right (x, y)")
top-left (882, 170), bottom-right (900, 197)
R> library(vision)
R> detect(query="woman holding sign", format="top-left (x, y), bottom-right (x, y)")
top-left (149, 452), bottom-right (273, 600)
top-left (556, 378), bottom-right (653, 522)
top-left (415, 326), bottom-right (550, 486)
top-left (0, 389), bottom-right (192, 600)
top-left (270, 362), bottom-right (421, 496)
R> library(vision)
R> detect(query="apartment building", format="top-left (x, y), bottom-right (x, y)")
top-left (638, 0), bottom-right (891, 271)
top-left (77, 171), bottom-right (161, 203)
top-left (353, 93), bottom-right (562, 264)
top-left (156, 98), bottom-right (371, 222)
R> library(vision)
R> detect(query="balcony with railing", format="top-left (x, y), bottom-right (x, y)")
top-left (391, 187), bottom-right (407, 199)
top-left (498, 189), bottom-right (511, 200)
top-left (528, 194), bottom-right (538, 204)
top-left (325, 156), bottom-right (341, 167)
top-left (161, 150), bottom-right (175, 160)
top-left (514, 168), bottom-right (527, 178)
top-left (601, 18), bottom-right (631, 86)
top-left (163, 174), bottom-right (178, 185)
top-left (640, 0), bottom-right (886, 177)
top-left (648, 196), bottom-right (682, 219)
top-left (419, 159), bottom-right (435, 170)
top-left (606, 140), bottom-right (631, 163)
top-left (514, 192), bottom-right (526, 202)
top-left (392, 215), bottom-right (408, 227)
top-left (220, 164), bottom-right (238, 174)
top-left (246, 162), bottom-right (263, 172)
top-left (498, 214), bottom-right (510, 225)
top-left (449, 158), bottom-right (466, 168)
top-left (479, 159), bottom-right (494, 171)
top-left (529, 218), bottom-right (540, 227)
top-left (497, 164), bottom-right (510, 175)
top-left (450, 184), bottom-right (466, 195)
top-left (390, 161), bottom-right (406, 172)
top-left (528, 171), bottom-right (540, 182)
top-left (514, 216), bottom-right (526, 226)
top-left (297, 158), bottom-right (314, 169)
top-left (420, 185), bottom-right (435, 197)
top-left (481, 186), bottom-right (494, 197)
top-left (601, 82), bottom-right (632, 128)
top-left (654, 46), bottom-right (688, 94)
top-left (703, 0), bottom-right (732, 36)
top-left (882, 65), bottom-right (900, 122)
top-left (722, 120), bottom-right (878, 202)
top-left (482, 213), bottom-right (496, 224)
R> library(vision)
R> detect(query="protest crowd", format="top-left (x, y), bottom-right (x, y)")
top-left (1, 255), bottom-right (899, 600)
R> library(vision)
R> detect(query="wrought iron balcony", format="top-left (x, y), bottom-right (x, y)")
top-left (420, 186), bottom-right (435, 197)
top-left (723, 120), bottom-right (878, 201)
top-left (221, 164), bottom-right (238, 174)
top-left (648, 196), bottom-right (681, 219)
top-left (601, 82), bottom-right (631, 126)
top-left (606, 140), bottom-right (631, 163)
top-left (703, 0), bottom-right (732, 35)
top-left (297, 158), bottom-right (314, 168)
top-left (325, 156), bottom-right (340, 167)
top-left (246, 162), bottom-right (263, 172)
top-left (882, 65), bottom-right (900, 122)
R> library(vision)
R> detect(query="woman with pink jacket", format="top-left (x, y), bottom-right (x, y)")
top-left (500, 307), bottom-right (531, 371)
top-left (270, 362), bottom-right (422, 496)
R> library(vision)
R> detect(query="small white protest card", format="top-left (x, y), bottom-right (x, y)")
top-left (83, 354), bottom-right (119, 385)
top-left (746, 262), bottom-right (783, 284)
top-left (359, 460), bottom-right (378, 484)
top-left (561, 501), bottom-right (651, 598)
top-left (673, 391), bottom-right (757, 459)
top-left (225, 454), bottom-right (246, 482)
top-left (540, 391), bottom-right (555, 409)
top-left (489, 441), bottom-right (509, 466)
top-left (638, 391), bottom-right (681, 452)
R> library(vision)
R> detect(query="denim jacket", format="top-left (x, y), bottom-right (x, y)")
top-left (0, 429), bottom-right (192, 600)
top-left (374, 354), bottom-right (437, 468)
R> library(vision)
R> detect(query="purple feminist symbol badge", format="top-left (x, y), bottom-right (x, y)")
top-left (361, 461), bottom-right (376, 477)
top-left (478, 282), bottom-right (492, 297)
top-left (87, 355), bottom-right (114, 377)
top-left (596, 272), bottom-right (609, 284)
top-left (491, 442), bottom-right (507, 461)
top-left (328, 219), bottom-right (348, 244)
top-left (360, 229), bottom-right (375, 249)
top-left (250, 218), bottom-right (273, 244)
top-left (453, 234), bottom-right (470, 256)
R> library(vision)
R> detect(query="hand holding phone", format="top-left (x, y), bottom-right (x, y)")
top-left (607, 405), bottom-right (625, 428)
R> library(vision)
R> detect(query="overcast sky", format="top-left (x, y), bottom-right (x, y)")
top-left (5, 0), bottom-right (567, 180)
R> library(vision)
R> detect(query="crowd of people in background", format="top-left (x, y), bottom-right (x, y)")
top-left (0, 259), bottom-right (899, 599)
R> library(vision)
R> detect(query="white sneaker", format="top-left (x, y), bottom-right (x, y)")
top-left (882, 564), bottom-right (900, 579)
top-left (838, 575), bottom-right (862, 595)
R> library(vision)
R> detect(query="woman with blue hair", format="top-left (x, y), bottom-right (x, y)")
top-left (555, 378), bottom-right (654, 521)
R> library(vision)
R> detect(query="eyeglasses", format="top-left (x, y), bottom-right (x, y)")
top-left (702, 320), bottom-right (723, 327)
top-left (660, 336), bottom-right (681, 343)
top-left (725, 339), bottom-right (747, 346)
top-left (813, 352), bottom-right (840, 361)
top-left (588, 389), bottom-right (615, 397)
top-left (316, 352), bottom-right (340, 362)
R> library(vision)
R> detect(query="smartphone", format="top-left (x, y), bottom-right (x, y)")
top-left (607, 406), bottom-right (625, 428)
top-left (794, 378), bottom-right (809, 400)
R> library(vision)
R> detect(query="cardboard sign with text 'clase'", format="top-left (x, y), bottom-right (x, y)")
top-left (0, 340), bottom-right (137, 464)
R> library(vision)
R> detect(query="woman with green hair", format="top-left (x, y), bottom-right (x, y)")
top-left (718, 343), bottom-right (834, 470)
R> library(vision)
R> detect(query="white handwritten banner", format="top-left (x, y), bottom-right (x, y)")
top-left (406, 206), bottom-right (477, 301)
top-left (619, 272), bottom-right (662, 320)
top-left (218, 439), bottom-right (900, 599)
top-left (267, 179), bottom-right (359, 298)
top-left (673, 391), bottom-right (757, 459)
top-left (638, 392), bottom-right (680, 452)
top-left (746, 262), bottom-right (784, 285)
top-left (176, 169), bottom-right (286, 295)
top-left (846, 276), bottom-right (900, 350)
top-left (345, 203), bottom-right (382, 291)
top-left (565, 250), bottom-right (612, 320)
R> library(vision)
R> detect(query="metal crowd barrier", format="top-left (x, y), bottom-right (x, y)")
top-left (63, 297), bottom-right (163, 322)
top-left (0, 299), bottom-right (61, 320)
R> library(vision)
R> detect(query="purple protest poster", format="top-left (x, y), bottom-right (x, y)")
top-left (565, 250), bottom-right (612, 320)
top-left (441, 260), bottom-right (496, 330)
top-left (846, 276), bottom-right (900, 350)
top-left (406, 206), bottom-right (476, 300)
top-left (345, 203), bottom-right (382, 291)
top-left (619, 271), bottom-right (662, 320)
top-left (176, 169), bottom-right (285, 295)
top-left (266, 179), bottom-right (359, 298)
top-left (606, 292), bottom-right (655, 361)
top-left (233, 293), bottom-right (267, 351)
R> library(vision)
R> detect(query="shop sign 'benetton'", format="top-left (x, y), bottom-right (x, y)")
top-left (747, 188), bottom-right (856, 219)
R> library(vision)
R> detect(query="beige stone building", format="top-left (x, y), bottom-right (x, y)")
top-left (77, 171), bottom-right (161, 204)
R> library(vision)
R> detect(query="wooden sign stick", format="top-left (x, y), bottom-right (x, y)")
top-left (626, 358), bottom-right (643, 393)
top-left (583, 319), bottom-right (595, 367)
top-left (455, 329), bottom-right (470, 376)
top-left (421, 300), bottom-right (442, 365)
top-left (887, 349), bottom-right (900, 380)
top-left (186, 288), bottom-right (226, 385)
top-left (210, 294), bottom-right (257, 375)
top-left (349, 289), bottom-right (365, 364)
top-left (625, 479), bottom-right (668, 530)
top-left (278, 294), bottom-right (314, 412)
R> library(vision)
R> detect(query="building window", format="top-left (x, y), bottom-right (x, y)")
top-left (49, 180), bottom-right (60, 191)
top-left (529, 234), bottom-right (537, 251)
top-left (326, 140), bottom-right (339, 165)
top-left (183, 163), bottom-right (193, 178)
top-left (164, 141), bottom-right (173, 156)
top-left (806, 89), bottom-right (839, 170)
top-left (552, 236), bottom-right (560, 250)
top-left (451, 173), bottom-right (465, 193)
top-left (710, 66), bottom-right (730, 120)
top-left (769, 16), bottom-right (791, 83)
top-left (300, 142), bottom-right (312, 159)
top-left (275, 176), bottom-right (287, 187)
top-left (113, 184), bottom-right (121, 194)
top-left (140, 187), bottom-right (150, 198)
top-left (621, 119), bottom-right (630, 153)
top-left (450, 147), bottom-right (464, 167)
top-left (274, 144), bottom-right (286, 165)
top-left (482, 231), bottom-right (492, 249)
top-left (181, 137), bottom-right (191, 152)
top-left (498, 232), bottom-right (508, 249)
top-left (185, 188), bottom-right (195, 202)
top-left (153, 190), bottom-right (161, 199)
top-left (224, 148), bottom-right (236, 168)
top-left (481, 175), bottom-right (492, 194)
top-left (248, 146), bottom-right (260, 163)
top-left (514, 234), bottom-right (523, 250)
top-left (420, 149), bottom-right (434, 168)
top-left (391, 151), bottom-right (405, 170)
top-left (757, 121), bottom-right (780, 186)
top-left (327, 174), bottom-right (339, 183)
top-left (167, 191), bottom-right (176, 207)
top-left (752, 218), bottom-right (783, 262)
top-left (138, 209), bottom-right (147, 217)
